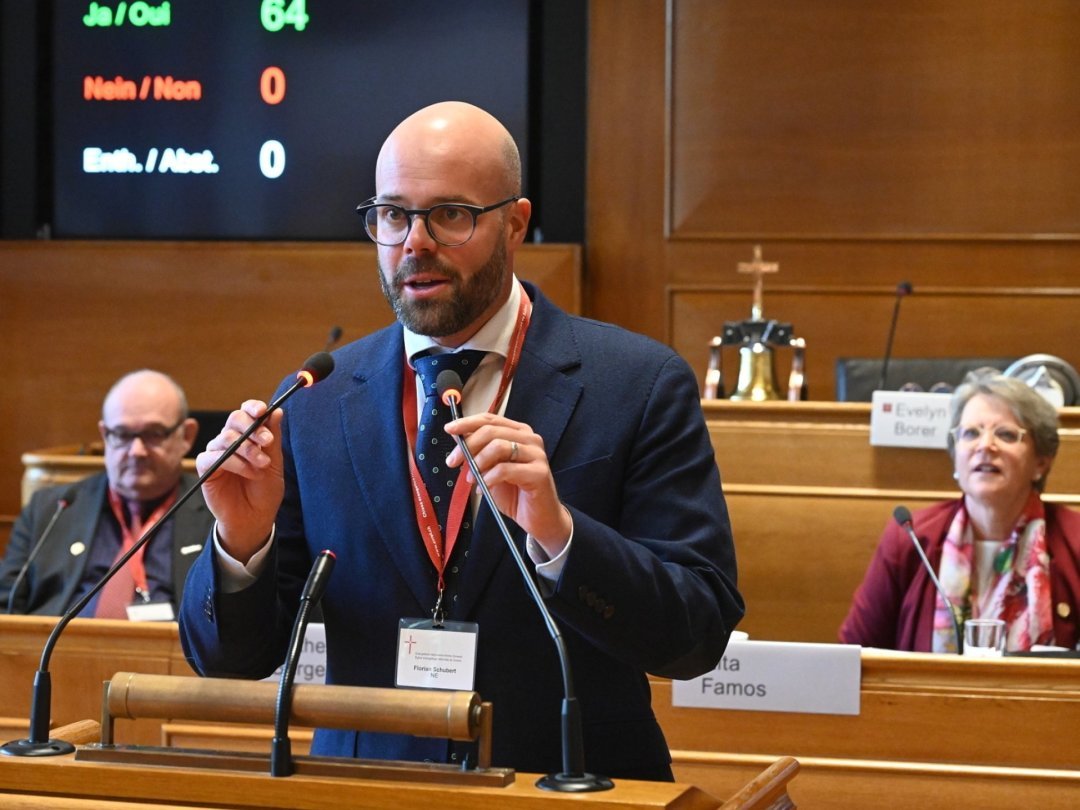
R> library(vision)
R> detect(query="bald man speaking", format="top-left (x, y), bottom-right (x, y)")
top-left (179, 102), bottom-right (743, 780)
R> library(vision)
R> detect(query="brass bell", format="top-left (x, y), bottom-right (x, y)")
top-left (732, 341), bottom-right (780, 401)
top-left (702, 247), bottom-right (807, 402)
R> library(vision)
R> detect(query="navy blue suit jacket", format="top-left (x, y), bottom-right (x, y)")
top-left (179, 284), bottom-right (742, 780)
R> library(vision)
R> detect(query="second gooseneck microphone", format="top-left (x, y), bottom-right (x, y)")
top-left (6, 487), bottom-right (77, 615)
top-left (878, 281), bottom-right (913, 391)
top-left (271, 548), bottom-right (336, 777)
top-left (435, 369), bottom-right (613, 792)
top-left (323, 325), bottom-right (343, 353)
top-left (893, 505), bottom-right (963, 654)
top-left (0, 352), bottom-right (336, 759)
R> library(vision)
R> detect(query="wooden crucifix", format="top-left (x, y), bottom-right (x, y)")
top-left (737, 245), bottom-right (778, 321)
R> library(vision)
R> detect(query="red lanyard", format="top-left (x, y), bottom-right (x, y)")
top-left (401, 283), bottom-right (532, 595)
top-left (106, 487), bottom-right (176, 598)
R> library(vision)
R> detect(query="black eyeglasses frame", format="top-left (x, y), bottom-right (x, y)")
top-left (355, 196), bottom-right (519, 247)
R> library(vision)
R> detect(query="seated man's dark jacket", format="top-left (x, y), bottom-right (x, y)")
top-left (0, 472), bottom-right (213, 616)
top-left (179, 283), bottom-right (743, 780)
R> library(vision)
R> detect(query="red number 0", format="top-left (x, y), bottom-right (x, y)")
top-left (260, 66), bottom-right (286, 105)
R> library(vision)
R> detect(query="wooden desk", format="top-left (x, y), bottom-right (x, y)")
top-left (654, 649), bottom-right (1080, 809)
top-left (4, 609), bottom-right (1079, 806)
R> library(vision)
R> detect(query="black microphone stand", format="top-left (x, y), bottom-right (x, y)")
top-left (6, 490), bottom-right (75, 615)
top-left (439, 372), bottom-right (613, 792)
top-left (894, 506), bottom-right (963, 654)
top-left (271, 549), bottom-right (336, 777)
top-left (878, 281), bottom-right (913, 391)
top-left (0, 353), bottom-right (334, 757)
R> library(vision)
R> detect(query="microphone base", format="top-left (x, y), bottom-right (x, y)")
top-left (535, 771), bottom-right (615, 792)
top-left (0, 737), bottom-right (76, 757)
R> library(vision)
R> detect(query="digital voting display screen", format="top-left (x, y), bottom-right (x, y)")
top-left (51, 1), bottom-right (531, 239)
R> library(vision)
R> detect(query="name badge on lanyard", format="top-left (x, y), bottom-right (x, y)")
top-left (396, 617), bottom-right (478, 691)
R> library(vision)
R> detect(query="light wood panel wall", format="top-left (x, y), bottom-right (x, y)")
top-left (587, 0), bottom-right (1080, 399)
top-left (0, 241), bottom-right (580, 532)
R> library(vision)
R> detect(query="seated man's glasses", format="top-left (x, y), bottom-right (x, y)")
top-left (103, 419), bottom-right (184, 449)
top-left (950, 424), bottom-right (1028, 446)
top-left (356, 196), bottom-right (518, 247)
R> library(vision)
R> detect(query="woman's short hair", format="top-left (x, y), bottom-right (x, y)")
top-left (948, 370), bottom-right (1060, 488)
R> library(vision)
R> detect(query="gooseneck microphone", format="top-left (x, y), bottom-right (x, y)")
top-left (878, 281), bottom-right (913, 391)
top-left (436, 370), bottom-right (613, 792)
top-left (323, 325), bottom-right (343, 353)
top-left (6, 487), bottom-right (78, 615)
top-left (893, 505), bottom-right (963, 655)
top-left (0, 352), bottom-right (335, 758)
top-left (271, 548), bottom-right (336, 777)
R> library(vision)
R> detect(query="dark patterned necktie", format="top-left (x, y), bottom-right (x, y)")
top-left (412, 350), bottom-right (487, 532)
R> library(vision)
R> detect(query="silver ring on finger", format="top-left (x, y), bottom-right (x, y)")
top-left (509, 440), bottom-right (519, 462)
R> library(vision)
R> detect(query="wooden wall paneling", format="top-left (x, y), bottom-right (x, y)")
top-left (585, 0), bottom-right (670, 336)
top-left (704, 401), bottom-right (959, 492)
top-left (668, 0), bottom-right (1080, 241)
top-left (588, 0), bottom-right (1080, 402)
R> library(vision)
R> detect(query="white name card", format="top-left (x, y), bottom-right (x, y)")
top-left (869, 390), bottom-right (951, 449)
top-left (672, 640), bottom-right (862, 716)
top-left (264, 622), bottom-right (327, 685)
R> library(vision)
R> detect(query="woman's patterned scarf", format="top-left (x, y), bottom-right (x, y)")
top-left (933, 492), bottom-right (1053, 653)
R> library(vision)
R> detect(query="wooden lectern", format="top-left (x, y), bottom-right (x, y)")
top-left (0, 665), bottom-right (737, 809)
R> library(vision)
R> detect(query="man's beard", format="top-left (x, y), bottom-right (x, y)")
top-left (378, 239), bottom-right (508, 338)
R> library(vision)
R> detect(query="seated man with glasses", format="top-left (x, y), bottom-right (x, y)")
top-left (0, 370), bottom-right (214, 618)
top-left (840, 370), bottom-right (1080, 653)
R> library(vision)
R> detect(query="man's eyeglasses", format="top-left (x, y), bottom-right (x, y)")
top-left (103, 419), bottom-right (185, 449)
top-left (950, 424), bottom-right (1028, 446)
top-left (355, 196), bottom-right (519, 247)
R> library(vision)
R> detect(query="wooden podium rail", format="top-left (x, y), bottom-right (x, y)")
top-left (86, 671), bottom-right (504, 785)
